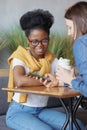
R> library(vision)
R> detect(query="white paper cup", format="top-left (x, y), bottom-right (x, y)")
top-left (58, 57), bottom-right (72, 70)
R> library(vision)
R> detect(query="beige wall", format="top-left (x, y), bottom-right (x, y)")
top-left (0, 0), bottom-right (86, 32)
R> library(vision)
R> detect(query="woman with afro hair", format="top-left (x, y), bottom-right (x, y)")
top-left (6, 9), bottom-right (66, 130)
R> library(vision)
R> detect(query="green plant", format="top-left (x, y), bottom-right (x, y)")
top-left (0, 32), bottom-right (8, 50)
top-left (2, 25), bottom-right (27, 53)
top-left (49, 32), bottom-right (74, 64)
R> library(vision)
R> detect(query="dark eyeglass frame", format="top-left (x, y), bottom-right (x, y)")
top-left (28, 38), bottom-right (49, 46)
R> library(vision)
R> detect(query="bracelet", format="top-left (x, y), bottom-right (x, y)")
top-left (64, 83), bottom-right (69, 87)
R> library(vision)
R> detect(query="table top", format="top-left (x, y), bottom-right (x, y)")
top-left (2, 85), bottom-right (81, 98)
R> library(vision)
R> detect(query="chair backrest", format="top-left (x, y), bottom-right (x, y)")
top-left (0, 69), bottom-right (9, 115)
top-left (0, 69), bottom-right (9, 76)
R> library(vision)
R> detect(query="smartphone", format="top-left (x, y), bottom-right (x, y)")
top-left (29, 72), bottom-right (51, 82)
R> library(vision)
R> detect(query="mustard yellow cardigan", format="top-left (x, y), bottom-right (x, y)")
top-left (8, 45), bottom-right (55, 103)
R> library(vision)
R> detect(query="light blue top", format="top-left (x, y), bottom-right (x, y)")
top-left (71, 34), bottom-right (87, 97)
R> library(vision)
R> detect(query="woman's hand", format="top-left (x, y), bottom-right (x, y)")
top-left (39, 73), bottom-right (59, 88)
top-left (56, 66), bottom-right (75, 86)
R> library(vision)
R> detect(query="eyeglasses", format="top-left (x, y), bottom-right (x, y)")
top-left (28, 38), bottom-right (49, 46)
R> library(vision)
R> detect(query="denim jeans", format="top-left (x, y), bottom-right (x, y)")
top-left (6, 101), bottom-right (85, 130)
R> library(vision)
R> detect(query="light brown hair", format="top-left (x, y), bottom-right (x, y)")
top-left (65, 1), bottom-right (87, 38)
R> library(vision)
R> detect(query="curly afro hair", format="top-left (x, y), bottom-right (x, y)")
top-left (20, 9), bottom-right (54, 37)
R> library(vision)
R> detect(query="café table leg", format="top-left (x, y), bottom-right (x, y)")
top-left (59, 96), bottom-right (83, 130)
top-left (72, 96), bottom-right (83, 130)
top-left (69, 97), bottom-right (73, 130)
top-left (59, 98), bottom-right (69, 130)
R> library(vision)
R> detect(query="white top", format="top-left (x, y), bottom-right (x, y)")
top-left (12, 57), bottom-right (59, 107)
